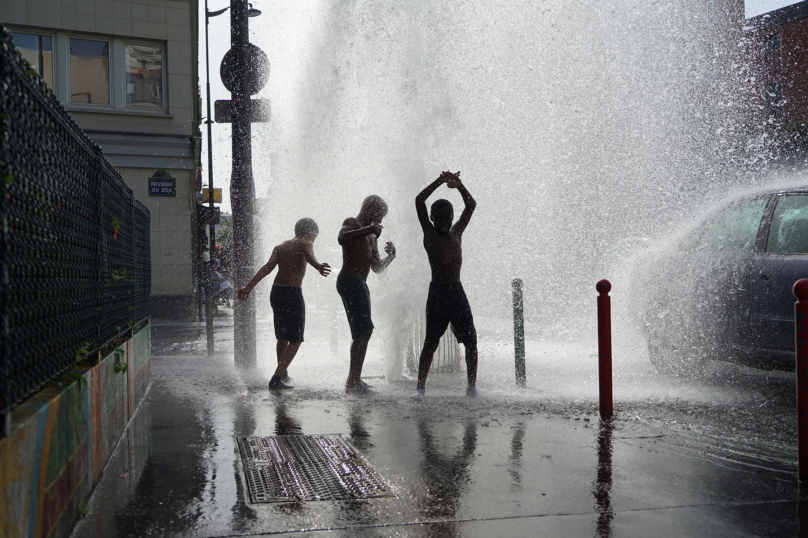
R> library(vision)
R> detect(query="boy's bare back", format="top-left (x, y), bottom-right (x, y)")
top-left (271, 237), bottom-right (321, 287)
top-left (237, 219), bottom-right (329, 303)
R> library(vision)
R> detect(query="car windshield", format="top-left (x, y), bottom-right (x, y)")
top-left (767, 194), bottom-right (808, 254)
top-left (693, 196), bottom-right (768, 253)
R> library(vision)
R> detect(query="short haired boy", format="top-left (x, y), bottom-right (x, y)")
top-left (237, 218), bottom-right (331, 390)
top-left (337, 195), bottom-right (396, 394)
top-left (414, 171), bottom-right (478, 400)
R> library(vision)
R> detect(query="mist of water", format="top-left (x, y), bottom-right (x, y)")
top-left (245, 0), bottom-right (806, 388)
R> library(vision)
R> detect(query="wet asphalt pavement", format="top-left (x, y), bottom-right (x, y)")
top-left (70, 314), bottom-right (806, 537)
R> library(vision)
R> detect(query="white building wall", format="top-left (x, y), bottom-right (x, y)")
top-left (0, 0), bottom-right (202, 318)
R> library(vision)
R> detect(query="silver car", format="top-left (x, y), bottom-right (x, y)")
top-left (636, 186), bottom-right (808, 376)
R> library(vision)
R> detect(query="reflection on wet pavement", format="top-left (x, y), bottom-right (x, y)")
top-left (416, 416), bottom-right (477, 538)
top-left (593, 418), bottom-right (614, 538)
top-left (275, 400), bottom-right (304, 436)
top-left (507, 422), bottom-right (525, 492)
top-left (69, 320), bottom-right (808, 537)
top-left (348, 405), bottom-right (373, 452)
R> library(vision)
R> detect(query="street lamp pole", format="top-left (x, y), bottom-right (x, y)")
top-left (203, 0), bottom-right (220, 355)
top-left (230, 0), bottom-right (257, 367)
top-left (204, 2), bottom-right (225, 259)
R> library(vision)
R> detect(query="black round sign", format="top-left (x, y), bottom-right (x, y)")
top-left (220, 44), bottom-right (270, 96)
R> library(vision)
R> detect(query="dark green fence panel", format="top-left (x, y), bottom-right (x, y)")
top-left (0, 26), bottom-right (151, 417)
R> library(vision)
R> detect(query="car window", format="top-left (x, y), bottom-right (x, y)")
top-left (767, 194), bottom-right (808, 254)
top-left (697, 196), bottom-right (768, 253)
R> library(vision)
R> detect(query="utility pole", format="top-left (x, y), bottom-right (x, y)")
top-left (214, 0), bottom-right (268, 368)
top-left (204, 3), bottom-right (260, 354)
top-left (230, 0), bottom-right (256, 367)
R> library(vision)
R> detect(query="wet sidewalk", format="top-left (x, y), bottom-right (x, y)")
top-left (70, 318), bottom-right (801, 537)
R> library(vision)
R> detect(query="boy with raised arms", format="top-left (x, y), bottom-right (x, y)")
top-left (414, 171), bottom-right (478, 400)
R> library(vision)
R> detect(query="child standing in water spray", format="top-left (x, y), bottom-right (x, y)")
top-left (413, 171), bottom-right (478, 400)
top-left (237, 218), bottom-right (331, 390)
top-left (337, 195), bottom-right (396, 394)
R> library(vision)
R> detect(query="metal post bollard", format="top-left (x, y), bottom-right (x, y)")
top-left (206, 293), bottom-right (215, 356)
top-left (794, 279), bottom-right (808, 481)
top-left (513, 278), bottom-right (526, 386)
top-left (597, 280), bottom-right (613, 417)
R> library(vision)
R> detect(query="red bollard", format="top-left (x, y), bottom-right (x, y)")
top-left (597, 280), bottom-right (613, 418)
top-left (794, 279), bottom-right (808, 482)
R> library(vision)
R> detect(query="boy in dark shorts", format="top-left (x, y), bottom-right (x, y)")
top-left (414, 171), bottom-right (477, 400)
top-left (337, 195), bottom-right (396, 394)
top-left (237, 218), bottom-right (331, 390)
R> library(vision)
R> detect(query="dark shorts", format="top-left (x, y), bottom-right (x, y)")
top-left (336, 278), bottom-right (374, 339)
top-left (270, 285), bottom-right (305, 343)
top-left (424, 282), bottom-right (477, 345)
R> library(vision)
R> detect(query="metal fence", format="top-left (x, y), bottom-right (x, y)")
top-left (0, 25), bottom-right (151, 418)
top-left (407, 314), bottom-right (463, 373)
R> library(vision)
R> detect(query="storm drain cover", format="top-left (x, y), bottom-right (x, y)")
top-left (237, 434), bottom-right (394, 503)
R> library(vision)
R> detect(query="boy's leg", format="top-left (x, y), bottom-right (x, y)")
top-left (446, 284), bottom-right (477, 392)
top-left (274, 341), bottom-right (302, 377)
top-left (346, 329), bottom-right (373, 390)
top-left (419, 284), bottom-right (449, 392)
top-left (464, 339), bottom-right (478, 388)
top-left (416, 339), bottom-right (440, 390)
top-left (276, 340), bottom-right (288, 365)
top-left (276, 338), bottom-right (294, 381)
top-left (337, 279), bottom-right (374, 392)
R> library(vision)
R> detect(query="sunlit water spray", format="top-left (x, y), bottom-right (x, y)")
top-left (241, 0), bottom-right (797, 404)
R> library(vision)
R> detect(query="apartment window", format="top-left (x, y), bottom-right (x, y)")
top-left (10, 32), bottom-right (53, 87)
top-left (764, 32), bottom-right (782, 74)
top-left (70, 38), bottom-right (110, 105)
top-left (125, 43), bottom-right (164, 109)
top-left (765, 81), bottom-right (784, 107)
top-left (9, 28), bottom-right (168, 115)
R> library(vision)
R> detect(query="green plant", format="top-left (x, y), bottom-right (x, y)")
top-left (111, 216), bottom-right (120, 240)
top-left (78, 500), bottom-right (90, 518)
top-left (113, 347), bottom-right (127, 374)
top-left (74, 342), bottom-right (93, 363)
top-left (216, 218), bottom-right (233, 249)
top-left (55, 369), bottom-right (87, 388)
top-left (110, 268), bottom-right (134, 283)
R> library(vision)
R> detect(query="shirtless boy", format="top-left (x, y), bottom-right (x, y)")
top-left (237, 218), bottom-right (331, 390)
top-left (337, 195), bottom-right (396, 394)
top-left (414, 171), bottom-right (477, 400)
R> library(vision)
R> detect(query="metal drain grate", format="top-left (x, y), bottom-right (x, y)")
top-left (237, 434), bottom-right (394, 503)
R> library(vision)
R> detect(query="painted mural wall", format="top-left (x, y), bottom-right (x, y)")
top-left (0, 323), bottom-right (151, 538)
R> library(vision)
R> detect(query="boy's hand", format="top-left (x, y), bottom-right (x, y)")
top-left (237, 287), bottom-right (251, 301)
top-left (369, 224), bottom-right (383, 237)
top-left (384, 241), bottom-right (396, 257)
top-left (318, 263), bottom-right (332, 277)
top-left (445, 171), bottom-right (462, 188)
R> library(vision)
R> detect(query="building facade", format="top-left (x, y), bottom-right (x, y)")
top-left (726, 1), bottom-right (808, 142)
top-left (0, 0), bottom-right (202, 318)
